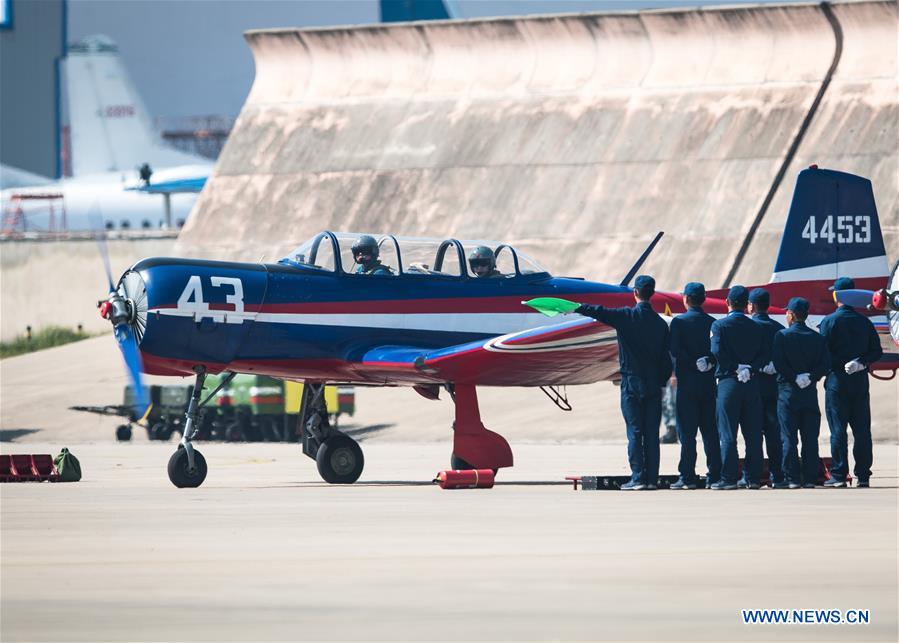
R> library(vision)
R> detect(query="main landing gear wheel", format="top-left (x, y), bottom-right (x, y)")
top-left (167, 445), bottom-right (207, 488)
top-left (316, 435), bottom-right (364, 484)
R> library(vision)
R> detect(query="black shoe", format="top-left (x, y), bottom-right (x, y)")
top-left (620, 481), bottom-right (646, 491)
top-left (802, 483), bottom-right (816, 489)
top-left (857, 479), bottom-right (870, 488)
top-left (824, 478), bottom-right (847, 488)
top-left (670, 479), bottom-right (697, 490)
top-left (737, 479), bottom-right (749, 489)
top-left (712, 481), bottom-right (738, 490)
top-left (660, 428), bottom-right (678, 444)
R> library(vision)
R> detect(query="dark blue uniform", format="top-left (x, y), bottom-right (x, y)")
top-left (710, 312), bottom-right (767, 485)
top-left (578, 301), bottom-right (672, 485)
top-left (356, 262), bottom-right (392, 275)
top-left (669, 307), bottom-right (720, 485)
top-left (818, 306), bottom-right (883, 482)
top-left (752, 312), bottom-right (785, 485)
top-left (772, 322), bottom-right (830, 485)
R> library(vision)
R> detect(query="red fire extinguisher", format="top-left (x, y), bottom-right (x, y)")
top-left (433, 469), bottom-right (495, 489)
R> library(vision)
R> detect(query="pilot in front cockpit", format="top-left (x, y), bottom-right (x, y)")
top-left (468, 246), bottom-right (502, 278)
top-left (352, 235), bottom-right (393, 275)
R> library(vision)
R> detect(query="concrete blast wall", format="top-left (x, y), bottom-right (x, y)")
top-left (180, 1), bottom-right (897, 289)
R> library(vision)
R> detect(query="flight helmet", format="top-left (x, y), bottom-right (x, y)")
top-left (351, 235), bottom-right (379, 265)
top-left (468, 246), bottom-right (496, 277)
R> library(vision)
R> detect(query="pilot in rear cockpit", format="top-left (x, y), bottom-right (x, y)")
top-left (468, 246), bottom-right (503, 278)
top-left (352, 235), bottom-right (392, 275)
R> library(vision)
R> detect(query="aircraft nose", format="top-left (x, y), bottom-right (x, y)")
top-left (114, 269), bottom-right (148, 344)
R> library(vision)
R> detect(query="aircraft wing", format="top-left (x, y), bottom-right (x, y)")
top-left (356, 317), bottom-right (621, 386)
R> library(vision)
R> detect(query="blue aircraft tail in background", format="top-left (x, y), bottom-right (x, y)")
top-left (380, 0), bottom-right (453, 22)
top-left (770, 166), bottom-right (889, 284)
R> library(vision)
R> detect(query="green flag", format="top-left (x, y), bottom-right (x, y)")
top-left (521, 297), bottom-right (582, 317)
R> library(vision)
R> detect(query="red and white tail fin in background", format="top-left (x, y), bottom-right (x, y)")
top-left (771, 167), bottom-right (888, 286)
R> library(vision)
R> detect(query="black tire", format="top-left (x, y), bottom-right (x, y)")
top-left (258, 417), bottom-right (279, 442)
top-left (450, 453), bottom-right (474, 470)
top-left (450, 453), bottom-right (498, 475)
top-left (316, 434), bottom-right (364, 484)
top-left (167, 446), bottom-right (208, 488)
top-left (116, 424), bottom-right (132, 441)
top-left (225, 423), bottom-right (243, 442)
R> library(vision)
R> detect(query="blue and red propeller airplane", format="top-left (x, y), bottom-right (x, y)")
top-left (98, 167), bottom-right (898, 487)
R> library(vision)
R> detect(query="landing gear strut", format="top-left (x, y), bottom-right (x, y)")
top-left (299, 383), bottom-right (364, 483)
top-left (450, 384), bottom-right (513, 471)
top-left (167, 367), bottom-right (236, 488)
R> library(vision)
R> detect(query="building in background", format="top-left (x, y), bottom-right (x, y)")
top-left (0, 0), bottom-right (66, 179)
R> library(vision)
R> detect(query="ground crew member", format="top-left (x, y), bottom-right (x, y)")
top-left (668, 282), bottom-right (720, 490)
top-left (710, 285), bottom-right (767, 490)
top-left (772, 298), bottom-right (830, 488)
top-left (748, 288), bottom-right (786, 488)
top-left (351, 235), bottom-right (392, 275)
top-left (576, 275), bottom-right (672, 490)
top-left (819, 277), bottom-right (883, 488)
top-left (468, 246), bottom-right (503, 278)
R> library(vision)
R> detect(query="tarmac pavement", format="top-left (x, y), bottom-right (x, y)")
top-left (2, 441), bottom-right (897, 642)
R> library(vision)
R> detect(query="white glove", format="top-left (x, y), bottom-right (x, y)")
top-left (844, 359), bottom-right (865, 375)
top-left (695, 357), bottom-right (712, 373)
top-left (795, 373), bottom-right (811, 389)
top-left (762, 361), bottom-right (777, 376)
top-left (736, 364), bottom-right (751, 383)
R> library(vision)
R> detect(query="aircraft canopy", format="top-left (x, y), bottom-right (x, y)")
top-left (280, 232), bottom-right (550, 279)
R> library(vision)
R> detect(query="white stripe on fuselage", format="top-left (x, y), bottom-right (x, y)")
top-left (148, 307), bottom-right (884, 343)
top-left (149, 308), bottom-right (571, 335)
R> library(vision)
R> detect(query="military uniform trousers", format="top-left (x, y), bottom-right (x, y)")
top-left (620, 375), bottom-right (662, 485)
top-left (825, 375), bottom-right (873, 482)
top-left (675, 385), bottom-right (720, 485)
top-left (716, 377), bottom-right (763, 485)
top-left (777, 386), bottom-right (821, 485)
top-left (758, 386), bottom-right (785, 484)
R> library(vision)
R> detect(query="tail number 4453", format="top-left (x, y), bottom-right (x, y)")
top-left (802, 215), bottom-right (871, 244)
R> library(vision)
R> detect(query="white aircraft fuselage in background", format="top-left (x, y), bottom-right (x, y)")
top-left (1, 35), bottom-right (212, 233)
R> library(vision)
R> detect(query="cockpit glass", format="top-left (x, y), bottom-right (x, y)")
top-left (399, 239), bottom-right (462, 277)
top-left (282, 232), bottom-right (551, 278)
top-left (514, 249), bottom-right (549, 276)
top-left (280, 233), bottom-right (336, 272)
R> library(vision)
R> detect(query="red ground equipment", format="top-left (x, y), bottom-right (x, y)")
top-left (434, 469), bottom-right (495, 489)
top-left (1, 454), bottom-right (60, 482)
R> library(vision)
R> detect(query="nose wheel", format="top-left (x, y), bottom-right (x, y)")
top-left (166, 367), bottom-right (236, 488)
top-left (167, 445), bottom-right (208, 488)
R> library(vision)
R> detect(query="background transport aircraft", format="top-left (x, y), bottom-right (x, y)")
top-left (1, 35), bottom-right (211, 234)
top-left (98, 167), bottom-right (896, 488)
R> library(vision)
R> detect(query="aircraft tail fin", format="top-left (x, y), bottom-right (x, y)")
top-left (64, 35), bottom-right (201, 176)
top-left (379, 0), bottom-right (454, 22)
top-left (770, 167), bottom-right (889, 285)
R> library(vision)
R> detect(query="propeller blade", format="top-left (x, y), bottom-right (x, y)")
top-left (114, 321), bottom-right (149, 415)
top-left (95, 232), bottom-right (115, 294)
top-left (833, 289), bottom-right (875, 308)
top-left (522, 297), bottom-right (582, 317)
top-left (88, 206), bottom-right (115, 293)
